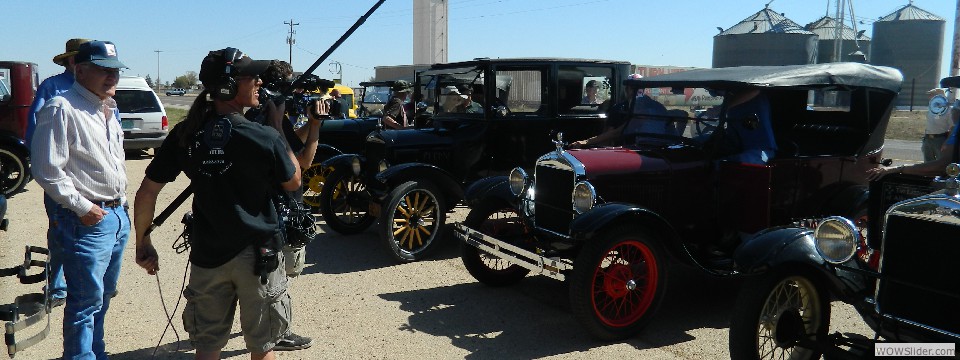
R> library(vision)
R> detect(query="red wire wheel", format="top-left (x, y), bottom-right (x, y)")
top-left (569, 225), bottom-right (667, 341)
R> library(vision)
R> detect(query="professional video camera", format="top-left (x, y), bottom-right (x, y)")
top-left (260, 73), bottom-right (336, 120)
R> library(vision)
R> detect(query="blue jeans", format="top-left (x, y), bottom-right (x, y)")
top-left (44, 194), bottom-right (67, 300)
top-left (50, 202), bottom-right (130, 360)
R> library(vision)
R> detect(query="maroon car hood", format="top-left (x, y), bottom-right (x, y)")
top-left (567, 144), bottom-right (706, 177)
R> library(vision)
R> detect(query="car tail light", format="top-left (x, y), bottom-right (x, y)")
top-left (162, 115), bottom-right (168, 130)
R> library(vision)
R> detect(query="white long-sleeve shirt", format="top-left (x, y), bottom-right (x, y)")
top-left (31, 82), bottom-right (126, 216)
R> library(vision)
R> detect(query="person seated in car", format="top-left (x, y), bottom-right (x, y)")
top-left (440, 85), bottom-right (483, 114)
top-left (570, 81), bottom-right (668, 148)
top-left (582, 80), bottom-right (602, 105)
top-left (716, 89), bottom-right (777, 164)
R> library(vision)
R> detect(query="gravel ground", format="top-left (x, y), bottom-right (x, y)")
top-left (1, 151), bottom-right (875, 360)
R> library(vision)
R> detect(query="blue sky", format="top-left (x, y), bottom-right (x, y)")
top-left (5, 0), bottom-right (955, 87)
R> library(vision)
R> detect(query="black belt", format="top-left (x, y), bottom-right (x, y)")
top-left (925, 132), bottom-right (950, 139)
top-left (89, 198), bottom-right (123, 208)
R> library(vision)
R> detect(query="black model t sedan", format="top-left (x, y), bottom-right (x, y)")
top-left (453, 63), bottom-right (904, 340)
top-left (318, 58), bottom-right (631, 261)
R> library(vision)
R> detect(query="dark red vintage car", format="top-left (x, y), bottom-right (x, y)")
top-left (454, 63), bottom-right (903, 340)
top-left (0, 61), bottom-right (37, 195)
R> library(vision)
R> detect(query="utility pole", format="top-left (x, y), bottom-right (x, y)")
top-left (154, 50), bottom-right (163, 92)
top-left (284, 19), bottom-right (299, 66)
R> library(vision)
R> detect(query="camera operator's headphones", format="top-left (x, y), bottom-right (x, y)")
top-left (210, 47), bottom-right (244, 101)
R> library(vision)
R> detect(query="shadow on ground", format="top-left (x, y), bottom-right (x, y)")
top-left (378, 263), bottom-right (742, 359)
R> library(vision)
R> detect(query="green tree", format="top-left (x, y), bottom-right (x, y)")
top-left (173, 75), bottom-right (190, 89)
top-left (144, 74), bottom-right (154, 88)
top-left (174, 71), bottom-right (200, 89)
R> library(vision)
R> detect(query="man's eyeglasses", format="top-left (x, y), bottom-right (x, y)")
top-left (236, 75), bottom-right (261, 82)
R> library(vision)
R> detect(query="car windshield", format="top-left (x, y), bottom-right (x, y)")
top-left (115, 90), bottom-right (162, 113)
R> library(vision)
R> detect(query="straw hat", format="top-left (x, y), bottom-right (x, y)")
top-left (52, 38), bottom-right (92, 66)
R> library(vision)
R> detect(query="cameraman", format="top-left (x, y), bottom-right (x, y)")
top-left (245, 60), bottom-right (327, 351)
top-left (134, 47), bottom-right (299, 360)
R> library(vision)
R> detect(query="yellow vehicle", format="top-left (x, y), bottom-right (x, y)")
top-left (330, 84), bottom-right (357, 118)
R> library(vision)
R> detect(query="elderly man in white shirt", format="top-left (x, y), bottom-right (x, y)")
top-left (30, 40), bottom-right (129, 360)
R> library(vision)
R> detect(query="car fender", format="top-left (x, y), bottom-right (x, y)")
top-left (734, 226), bottom-right (871, 300)
top-left (313, 144), bottom-right (344, 164)
top-left (0, 132), bottom-right (28, 156)
top-left (320, 153), bottom-right (361, 172)
top-left (374, 162), bottom-right (464, 206)
top-left (463, 176), bottom-right (512, 208)
top-left (569, 202), bottom-right (687, 261)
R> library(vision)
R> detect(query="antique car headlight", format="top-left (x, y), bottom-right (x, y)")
top-left (814, 216), bottom-right (858, 264)
top-left (351, 157), bottom-right (362, 176)
top-left (378, 160), bottom-right (390, 173)
top-left (572, 181), bottom-right (596, 214)
top-left (508, 167), bottom-right (529, 197)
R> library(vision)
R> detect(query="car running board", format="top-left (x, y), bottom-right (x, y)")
top-left (454, 223), bottom-right (573, 281)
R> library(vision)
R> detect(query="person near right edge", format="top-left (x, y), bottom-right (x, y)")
top-left (868, 102), bottom-right (960, 181)
top-left (134, 47), bottom-right (299, 360)
top-left (921, 88), bottom-right (953, 162)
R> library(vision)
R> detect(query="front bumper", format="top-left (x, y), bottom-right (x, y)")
top-left (454, 223), bottom-right (572, 281)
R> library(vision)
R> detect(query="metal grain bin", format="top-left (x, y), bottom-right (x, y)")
top-left (712, 6), bottom-right (818, 68)
top-left (806, 16), bottom-right (871, 63)
top-left (871, 3), bottom-right (945, 107)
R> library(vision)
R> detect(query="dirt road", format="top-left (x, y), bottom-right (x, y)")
top-left (1, 153), bottom-right (873, 359)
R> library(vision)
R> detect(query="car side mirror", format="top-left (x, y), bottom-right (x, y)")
top-left (495, 105), bottom-right (509, 117)
top-left (881, 158), bottom-right (894, 166)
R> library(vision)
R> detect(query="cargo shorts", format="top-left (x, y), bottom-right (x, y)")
top-left (182, 245), bottom-right (291, 353)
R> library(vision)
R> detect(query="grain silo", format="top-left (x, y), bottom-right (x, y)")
top-left (871, 3), bottom-right (944, 107)
top-left (806, 16), bottom-right (871, 63)
top-left (712, 5), bottom-right (818, 68)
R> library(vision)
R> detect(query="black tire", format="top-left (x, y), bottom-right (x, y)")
top-left (380, 180), bottom-right (446, 262)
top-left (460, 199), bottom-right (530, 286)
top-left (0, 147), bottom-right (29, 196)
top-left (729, 269), bottom-right (830, 360)
top-left (319, 167), bottom-right (375, 234)
top-left (568, 225), bottom-right (667, 341)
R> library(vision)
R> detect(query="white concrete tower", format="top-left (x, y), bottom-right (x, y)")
top-left (413, 0), bottom-right (448, 65)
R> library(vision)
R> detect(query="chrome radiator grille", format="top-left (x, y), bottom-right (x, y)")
top-left (875, 214), bottom-right (960, 335)
top-left (534, 164), bottom-right (576, 235)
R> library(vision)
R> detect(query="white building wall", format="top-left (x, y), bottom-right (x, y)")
top-left (413, 0), bottom-right (448, 65)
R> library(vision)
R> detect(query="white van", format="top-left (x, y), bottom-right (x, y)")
top-left (115, 76), bottom-right (167, 150)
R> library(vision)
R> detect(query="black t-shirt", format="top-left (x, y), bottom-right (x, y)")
top-left (244, 106), bottom-right (305, 153)
top-left (145, 113), bottom-right (297, 268)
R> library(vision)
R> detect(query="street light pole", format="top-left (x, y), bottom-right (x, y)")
top-left (154, 50), bottom-right (163, 92)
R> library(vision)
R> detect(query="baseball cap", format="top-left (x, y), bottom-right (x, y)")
top-left (199, 48), bottom-right (271, 88)
top-left (75, 41), bottom-right (127, 69)
top-left (52, 38), bottom-right (92, 66)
